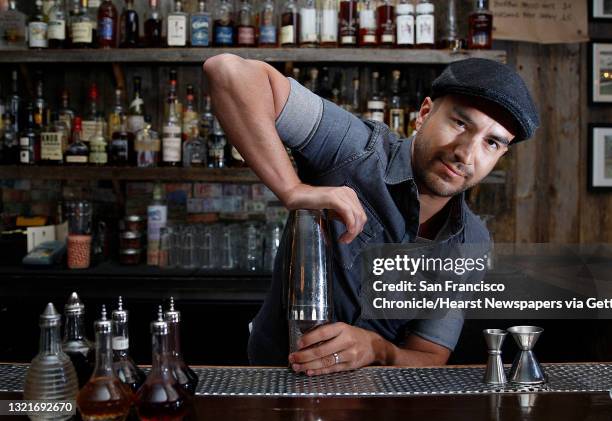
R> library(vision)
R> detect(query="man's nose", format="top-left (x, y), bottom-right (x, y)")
top-left (452, 135), bottom-right (477, 166)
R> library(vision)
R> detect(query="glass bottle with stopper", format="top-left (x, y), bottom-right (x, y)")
top-left (77, 305), bottom-right (133, 421)
top-left (164, 297), bottom-right (198, 395)
top-left (62, 291), bottom-right (94, 388)
top-left (112, 296), bottom-right (147, 392)
top-left (136, 306), bottom-right (189, 421)
top-left (23, 303), bottom-right (79, 419)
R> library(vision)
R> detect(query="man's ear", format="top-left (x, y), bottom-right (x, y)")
top-left (415, 97), bottom-right (436, 132)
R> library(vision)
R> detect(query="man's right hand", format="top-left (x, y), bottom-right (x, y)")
top-left (281, 184), bottom-right (367, 244)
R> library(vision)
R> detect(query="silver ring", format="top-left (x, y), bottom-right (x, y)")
top-left (333, 352), bottom-right (340, 365)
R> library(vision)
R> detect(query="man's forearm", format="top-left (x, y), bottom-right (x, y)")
top-left (203, 54), bottom-right (300, 204)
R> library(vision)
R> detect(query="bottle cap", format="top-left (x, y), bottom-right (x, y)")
top-left (112, 296), bottom-right (128, 323)
top-left (151, 305), bottom-right (168, 335)
top-left (40, 302), bottom-right (61, 327)
top-left (416, 2), bottom-right (434, 14)
top-left (396, 3), bottom-right (414, 14)
top-left (65, 291), bottom-right (85, 315)
top-left (164, 296), bottom-right (181, 323)
top-left (95, 305), bottom-right (112, 334)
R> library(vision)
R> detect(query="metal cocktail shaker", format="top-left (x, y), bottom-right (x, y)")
top-left (285, 210), bottom-right (333, 354)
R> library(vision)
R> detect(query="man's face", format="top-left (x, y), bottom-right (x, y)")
top-left (412, 95), bottom-right (516, 197)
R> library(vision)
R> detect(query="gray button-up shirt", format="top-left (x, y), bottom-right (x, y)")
top-left (248, 78), bottom-right (490, 365)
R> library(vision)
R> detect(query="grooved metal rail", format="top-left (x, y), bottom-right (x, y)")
top-left (2, 363), bottom-right (612, 397)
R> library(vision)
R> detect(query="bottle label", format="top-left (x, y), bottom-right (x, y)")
top-left (259, 25), bottom-right (276, 44)
top-left (416, 14), bottom-right (434, 45)
top-left (238, 26), bottom-right (255, 44)
top-left (99, 16), bottom-right (114, 40)
top-left (162, 126), bottom-right (182, 162)
top-left (340, 35), bottom-right (356, 45)
top-left (47, 19), bottom-right (66, 40)
top-left (127, 115), bottom-right (145, 133)
top-left (41, 132), bottom-right (64, 161)
top-left (363, 34), bottom-right (376, 43)
top-left (112, 337), bottom-right (129, 350)
top-left (190, 15), bottom-right (210, 46)
top-left (72, 21), bottom-right (93, 43)
top-left (381, 33), bottom-right (395, 43)
top-left (19, 137), bottom-right (29, 147)
top-left (89, 141), bottom-right (108, 164)
top-left (397, 14), bottom-right (414, 45)
top-left (111, 138), bottom-right (129, 161)
top-left (359, 9), bottom-right (375, 29)
top-left (182, 111), bottom-right (199, 136)
top-left (81, 120), bottom-right (97, 142)
top-left (370, 111), bottom-right (385, 122)
top-left (66, 155), bottom-right (88, 163)
top-left (280, 25), bottom-right (294, 44)
top-left (167, 15), bottom-right (187, 45)
top-left (147, 204), bottom-right (167, 241)
top-left (20, 149), bottom-right (30, 163)
top-left (136, 134), bottom-right (161, 152)
top-left (89, 0), bottom-right (100, 8)
top-left (28, 22), bottom-right (48, 47)
top-left (320, 9), bottom-right (338, 42)
top-left (299, 8), bottom-right (317, 43)
top-left (214, 25), bottom-right (234, 45)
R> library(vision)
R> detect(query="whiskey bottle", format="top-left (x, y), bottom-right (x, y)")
top-left (135, 116), bottom-right (160, 167)
top-left (62, 292), bottom-right (94, 388)
top-left (299, 0), bottom-right (318, 47)
top-left (182, 126), bottom-right (206, 167)
top-left (190, 0), bottom-right (211, 47)
top-left (89, 118), bottom-right (108, 165)
top-left (258, 0), bottom-right (277, 47)
top-left (82, 83), bottom-right (103, 142)
top-left (207, 117), bottom-right (226, 168)
top-left (387, 70), bottom-right (405, 137)
top-left (33, 73), bottom-right (49, 128)
top-left (366, 71), bottom-right (385, 122)
top-left (376, 0), bottom-right (395, 47)
top-left (77, 305), bottom-right (132, 421)
top-left (468, 0), bottom-right (492, 50)
top-left (182, 85), bottom-right (199, 141)
top-left (112, 297), bottom-right (147, 392)
top-left (213, 0), bottom-right (234, 46)
top-left (135, 306), bottom-right (189, 421)
top-left (28, 0), bottom-right (48, 49)
top-left (358, 0), bottom-right (377, 47)
top-left (108, 88), bottom-right (125, 137)
top-left (71, 0), bottom-right (94, 48)
top-left (120, 0), bottom-right (139, 47)
top-left (97, 0), bottom-right (118, 48)
top-left (319, 0), bottom-right (338, 47)
top-left (127, 76), bottom-right (145, 134)
top-left (167, 0), bottom-right (187, 47)
top-left (395, 0), bottom-right (414, 48)
top-left (162, 97), bottom-right (182, 166)
top-left (109, 114), bottom-right (134, 165)
top-left (58, 89), bottom-right (75, 132)
top-left (2, 0), bottom-right (27, 48)
top-left (237, 0), bottom-right (256, 46)
top-left (144, 0), bottom-right (163, 47)
top-left (65, 117), bottom-right (90, 165)
top-left (279, 0), bottom-right (298, 47)
top-left (40, 112), bottom-right (68, 165)
top-left (415, 0), bottom-right (434, 48)
top-left (19, 104), bottom-right (40, 165)
top-left (164, 298), bottom-right (199, 395)
top-left (2, 113), bottom-right (19, 164)
top-left (199, 95), bottom-right (214, 140)
top-left (8, 70), bottom-right (21, 135)
top-left (47, 0), bottom-right (68, 48)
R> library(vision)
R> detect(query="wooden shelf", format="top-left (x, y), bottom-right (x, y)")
top-left (0, 47), bottom-right (507, 64)
top-left (0, 165), bottom-right (260, 183)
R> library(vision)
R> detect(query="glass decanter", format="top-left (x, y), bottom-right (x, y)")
top-left (164, 297), bottom-right (198, 395)
top-left (112, 296), bottom-right (147, 392)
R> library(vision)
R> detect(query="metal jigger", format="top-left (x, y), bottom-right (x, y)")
top-left (285, 210), bottom-right (333, 354)
top-left (483, 329), bottom-right (507, 385)
top-left (508, 326), bottom-right (547, 384)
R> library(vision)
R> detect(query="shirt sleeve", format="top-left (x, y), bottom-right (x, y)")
top-left (275, 77), bottom-right (374, 175)
top-left (409, 310), bottom-right (464, 351)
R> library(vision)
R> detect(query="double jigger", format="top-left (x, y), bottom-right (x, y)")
top-left (483, 325), bottom-right (546, 385)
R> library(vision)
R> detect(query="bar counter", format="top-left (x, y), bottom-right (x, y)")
top-left (2, 363), bottom-right (612, 420)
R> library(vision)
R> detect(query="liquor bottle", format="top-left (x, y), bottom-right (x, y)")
top-left (182, 85), bottom-right (198, 141)
top-left (144, 0), bottom-right (163, 47)
top-left (164, 298), bottom-right (198, 395)
top-left (304, 68), bottom-right (319, 95)
top-left (82, 84), bottom-right (103, 142)
top-left (23, 303), bottom-right (79, 408)
top-left (28, 0), bottom-right (48, 49)
top-left (120, 0), bottom-right (139, 47)
top-left (108, 88), bottom-right (124, 137)
top-left (62, 292), bottom-right (94, 388)
top-left (109, 114), bottom-right (134, 165)
top-left (280, 0), bottom-right (298, 47)
top-left (237, 0), bottom-right (256, 47)
top-left (127, 76), bottom-right (145, 134)
top-left (395, 0), bottom-right (414, 48)
top-left (299, 0), bottom-right (317, 47)
top-left (97, 0), bottom-right (118, 47)
top-left (112, 297), bottom-right (147, 392)
top-left (77, 306), bottom-right (132, 421)
top-left (71, 0), bottom-right (95, 48)
top-left (65, 116), bottom-right (90, 165)
top-left (182, 127), bottom-right (206, 167)
top-left (407, 78), bottom-right (423, 136)
top-left (135, 306), bottom-right (189, 421)
top-left (348, 76), bottom-right (361, 117)
top-left (376, 0), bottom-right (395, 47)
top-left (135, 116), bottom-right (160, 167)
top-left (167, 0), bottom-right (187, 46)
top-left (88, 118), bottom-right (108, 165)
top-left (41, 112), bottom-right (68, 165)
top-left (199, 95), bottom-right (214, 141)
top-left (213, 0), bottom-right (234, 46)
top-left (162, 97), bottom-right (182, 167)
top-left (208, 117), bottom-right (226, 168)
top-left (58, 89), bottom-right (75, 132)
top-left (358, 0), bottom-right (377, 47)
top-left (436, 0), bottom-right (459, 50)
top-left (33, 74), bottom-right (49, 128)
top-left (47, 0), bottom-right (67, 48)
top-left (2, 0), bottom-right (27, 48)
top-left (387, 70), bottom-right (405, 137)
top-left (19, 104), bottom-right (40, 165)
top-left (147, 183), bottom-right (167, 265)
top-left (319, 66), bottom-right (333, 99)
top-left (367, 71), bottom-right (385, 122)
top-left (8, 70), bottom-right (21, 135)
top-left (2, 113), bottom-right (18, 164)
top-left (468, 0), bottom-right (492, 49)
top-left (319, 0), bottom-right (337, 47)
top-left (258, 0), bottom-right (277, 47)
top-left (165, 70), bottom-right (183, 123)
top-left (338, 0), bottom-right (357, 47)
top-left (415, 0), bottom-right (434, 48)
top-left (190, 0), bottom-right (211, 47)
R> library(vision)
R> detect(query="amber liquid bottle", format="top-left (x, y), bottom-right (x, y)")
top-left (97, 0), bottom-right (119, 48)
top-left (280, 0), bottom-right (299, 47)
top-left (136, 306), bottom-right (190, 421)
top-left (338, 0), bottom-right (357, 47)
top-left (468, 0), bottom-right (492, 49)
top-left (165, 298), bottom-right (198, 395)
top-left (376, 0), bottom-right (395, 47)
top-left (77, 306), bottom-right (133, 421)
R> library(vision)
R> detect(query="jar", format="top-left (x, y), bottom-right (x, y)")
top-left (123, 215), bottom-right (146, 232)
top-left (67, 234), bottom-right (92, 269)
top-left (119, 248), bottom-right (141, 265)
top-left (120, 231), bottom-right (143, 250)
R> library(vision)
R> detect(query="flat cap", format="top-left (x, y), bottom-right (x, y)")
top-left (431, 58), bottom-right (540, 142)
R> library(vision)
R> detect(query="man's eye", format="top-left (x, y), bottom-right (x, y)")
top-left (453, 119), bottom-right (466, 128)
top-left (486, 138), bottom-right (499, 150)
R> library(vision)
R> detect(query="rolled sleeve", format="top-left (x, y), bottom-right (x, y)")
top-left (410, 310), bottom-right (464, 351)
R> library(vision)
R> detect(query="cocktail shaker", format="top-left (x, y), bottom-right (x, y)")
top-left (285, 210), bottom-right (333, 354)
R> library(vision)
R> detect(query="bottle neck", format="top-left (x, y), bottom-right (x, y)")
top-left (112, 319), bottom-right (130, 352)
top-left (93, 329), bottom-right (114, 377)
top-left (167, 320), bottom-right (182, 358)
top-left (151, 331), bottom-right (171, 372)
top-left (40, 323), bottom-right (62, 355)
top-left (64, 313), bottom-right (87, 341)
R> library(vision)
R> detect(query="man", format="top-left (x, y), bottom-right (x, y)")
top-left (203, 56), bottom-right (539, 375)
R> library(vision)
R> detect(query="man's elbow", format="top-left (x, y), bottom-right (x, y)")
top-left (203, 53), bottom-right (244, 86)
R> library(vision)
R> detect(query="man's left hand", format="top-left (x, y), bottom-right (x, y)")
top-left (288, 322), bottom-right (386, 376)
